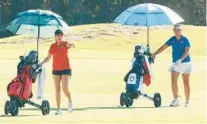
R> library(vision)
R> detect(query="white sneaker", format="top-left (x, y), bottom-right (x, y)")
top-left (68, 103), bottom-right (73, 113)
top-left (170, 99), bottom-right (179, 107)
top-left (55, 109), bottom-right (62, 115)
top-left (184, 101), bottom-right (189, 107)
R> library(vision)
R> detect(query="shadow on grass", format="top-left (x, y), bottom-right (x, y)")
top-left (74, 106), bottom-right (170, 111)
top-left (0, 114), bottom-right (39, 117)
top-left (0, 106), bottom-right (170, 117)
top-left (20, 105), bottom-right (170, 111)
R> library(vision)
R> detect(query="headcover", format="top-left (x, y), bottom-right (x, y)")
top-left (134, 45), bottom-right (145, 58)
top-left (25, 50), bottom-right (38, 64)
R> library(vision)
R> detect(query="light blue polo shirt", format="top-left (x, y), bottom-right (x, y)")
top-left (166, 35), bottom-right (191, 63)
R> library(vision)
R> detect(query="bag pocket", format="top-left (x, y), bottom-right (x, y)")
top-left (8, 81), bottom-right (23, 97)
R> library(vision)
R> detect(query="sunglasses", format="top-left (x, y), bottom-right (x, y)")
top-left (173, 28), bottom-right (181, 31)
top-left (55, 34), bottom-right (63, 36)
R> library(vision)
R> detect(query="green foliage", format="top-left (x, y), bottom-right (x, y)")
top-left (0, 0), bottom-right (206, 27)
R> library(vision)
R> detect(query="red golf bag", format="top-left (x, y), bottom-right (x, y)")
top-left (7, 65), bottom-right (32, 100)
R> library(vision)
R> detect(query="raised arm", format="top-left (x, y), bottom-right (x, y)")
top-left (40, 53), bottom-right (52, 65)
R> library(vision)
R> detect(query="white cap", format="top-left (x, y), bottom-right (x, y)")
top-left (173, 24), bottom-right (182, 30)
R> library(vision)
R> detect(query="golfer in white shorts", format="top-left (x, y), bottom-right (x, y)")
top-left (152, 24), bottom-right (192, 107)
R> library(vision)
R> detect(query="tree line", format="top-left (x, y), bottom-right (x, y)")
top-left (0, 0), bottom-right (206, 28)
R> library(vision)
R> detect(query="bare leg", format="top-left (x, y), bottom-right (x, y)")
top-left (182, 74), bottom-right (190, 101)
top-left (171, 71), bottom-right (180, 99)
top-left (61, 75), bottom-right (72, 103)
top-left (53, 75), bottom-right (61, 109)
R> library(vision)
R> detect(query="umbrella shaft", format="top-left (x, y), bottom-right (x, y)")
top-left (147, 26), bottom-right (149, 46)
top-left (37, 10), bottom-right (40, 65)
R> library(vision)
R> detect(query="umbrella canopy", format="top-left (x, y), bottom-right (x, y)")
top-left (6, 9), bottom-right (71, 65)
top-left (6, 9), bottom-right (70, 37)
top-left (114, 3), bottom-right (184, 26)
top-left (114, 3), bottom-right (185, 46)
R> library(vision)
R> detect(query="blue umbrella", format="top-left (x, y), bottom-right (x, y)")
top-left (6, 9), bottom-right (70, 37)
top-left (114, 3), bottom-right (184, 46)
top-left (6, 9), bottom-right (70, 63)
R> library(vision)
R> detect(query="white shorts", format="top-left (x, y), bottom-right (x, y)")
top-left (169, 62), bottom-right (192, 74)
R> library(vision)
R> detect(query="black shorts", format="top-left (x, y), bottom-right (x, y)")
top-left (52, 69), bottom-right (72, 76)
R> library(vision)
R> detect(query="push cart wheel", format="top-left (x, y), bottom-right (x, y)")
top-left (120, 92), bottom-right (125, 106)
top-left (129, 99), bottom-right (134, 106)
top-left (4, 100), bottom-right (10, 115)
top-left (41, 100), bottom-right (50, 115)
top-left (125, 98), bottom-right (131, 108)
top-left (153, 93), bottom-right (162, 107)
top-left (10, 100), bottom-right (19, 116)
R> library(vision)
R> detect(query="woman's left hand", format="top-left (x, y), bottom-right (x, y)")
top-left (70, 43), bottom-right (75, 48)
top-left (175, 59), bottom-right (182, 65)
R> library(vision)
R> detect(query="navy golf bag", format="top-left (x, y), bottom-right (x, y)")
top-left (120, 45), bottom-right (162, 108)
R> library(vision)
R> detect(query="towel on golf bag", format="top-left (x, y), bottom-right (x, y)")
top-left (143, 56), bottom-right (153, 86)
top-left (143, 62), bottom-right (151, 86)
top-left (37, 66), bottom-right (46, 99)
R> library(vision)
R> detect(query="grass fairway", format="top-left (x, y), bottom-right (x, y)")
top-left (0, 24), bottom-right (206, 124)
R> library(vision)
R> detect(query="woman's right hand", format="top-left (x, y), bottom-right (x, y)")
top-left (39, 53), bottom-right (52, 66)
top-left (152, 53), bottom-right (156, 59)
top-left (39, 62), bottom-right (43, 66)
